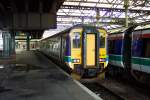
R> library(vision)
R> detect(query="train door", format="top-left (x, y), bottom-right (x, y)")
top-left (86, 34), bottom-right (95, 66)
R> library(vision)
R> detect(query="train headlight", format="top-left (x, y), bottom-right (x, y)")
top-left (77, 59), bottom-right (80, 63)
top-left (72, 59), bottom-right (80, 63)
top-left (74, 59), bottom-right (77, 63)
top-left (99, 58), bottom-right (106, 62)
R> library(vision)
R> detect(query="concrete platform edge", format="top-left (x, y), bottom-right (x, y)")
top-left (44, 54), bottom-right (103, 100)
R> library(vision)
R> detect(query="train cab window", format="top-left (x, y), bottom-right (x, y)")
top-left (100, 35), bottom-right (105, 48)
top-left (72, 32), bottom-right (81, 48)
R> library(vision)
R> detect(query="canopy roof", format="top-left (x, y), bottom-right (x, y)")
top-left (43, 0), bottom-right (150, 38)
top-left (57, 0), bottom-right (150, 30)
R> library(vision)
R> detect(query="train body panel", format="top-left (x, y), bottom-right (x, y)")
top-left (131, 28), bottom-right (150, 74)
top-left (108, 27), bottom-right (150, 74)
top-left (131, 57), bottom-right (150, 73)
top-left (39, 25), bottom-right (108, 77)
top-left (108, 33), bottom-right (124, 68)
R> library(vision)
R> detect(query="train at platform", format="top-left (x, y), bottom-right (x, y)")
top-left (39, 24), bottom-right (108, 77)
top-left (108, 25), bottom-right (150, 84)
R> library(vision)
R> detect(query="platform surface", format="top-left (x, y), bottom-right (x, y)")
top-left (0, 51), bottom-right (101, 100)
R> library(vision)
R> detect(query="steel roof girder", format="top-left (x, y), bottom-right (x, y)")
top-left (61, 5), bottom-right (150, 13)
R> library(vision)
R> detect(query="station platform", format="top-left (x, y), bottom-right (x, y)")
top-left (0, 51), bottom-right (101, 100)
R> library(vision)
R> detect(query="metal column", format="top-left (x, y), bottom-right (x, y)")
top-left (96, 8), bottom-right (100, 26)
top-left (124, 0), bottom-right (129, 28)
top-left (3, 31), bottom-right (11, 58)
top-left (10, 32), bottom-right (15, 55)
top-left (26, 33), bottom-right (30, 51)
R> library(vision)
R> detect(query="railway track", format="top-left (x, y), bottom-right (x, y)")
top-left (81, 78), bottom-right (150, 100)
top-left (81, 81), bottom-right (123, 100)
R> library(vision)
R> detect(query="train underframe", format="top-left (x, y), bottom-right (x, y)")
top-left (72, 64), bottom-right (106, 78)
top-left (107, 65), bottom-right (150, 87)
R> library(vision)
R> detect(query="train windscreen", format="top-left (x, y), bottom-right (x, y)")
top-left (73, 32), bottom-right (81, 48)
top-left (100, 35), bottom-right (105, 48)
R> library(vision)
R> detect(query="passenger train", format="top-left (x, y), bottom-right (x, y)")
top-left (39, 24), bottom-right (108, 77)
top-left (108, 25), bottom-right (150, 83)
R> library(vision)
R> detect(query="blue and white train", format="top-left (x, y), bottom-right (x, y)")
top-left (108, 25), bottom-right (150, 83)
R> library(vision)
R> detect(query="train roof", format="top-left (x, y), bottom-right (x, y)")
top-left (109, 31), bottom-right (124, 35)
top-left (109, 25), bottom-right (150, 36)
top-left (134, 27), bottom-right (150, 32)
top-left (40, 24), bottom-right (106, 41)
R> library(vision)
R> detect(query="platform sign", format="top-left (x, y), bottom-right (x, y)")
top-left (0, 31), bottom-right (3, 51)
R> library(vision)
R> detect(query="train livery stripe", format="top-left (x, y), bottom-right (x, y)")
top-left (106, 56), bottom-right (109, 61)
top-left (109, 54), bottom-right (123, 61)
top-left (109, 60), bottom-right (124, 67)
top-left (132, 57), bottom-right (150, 66)
top-left (142, 34), bottom-right (150, 38)
top-left (64, 56), bottom-right (72, 62)
top-left (109, 55), bottom-right (150, 67)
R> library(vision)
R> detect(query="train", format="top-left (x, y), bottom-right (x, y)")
top-left (39, 24), bottom-right (108, 77)
top-left (108, 25), bottom-right (150, 83)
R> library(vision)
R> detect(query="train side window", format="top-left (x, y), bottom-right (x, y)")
top-left (72, 32), bottom-right (81, 48)
top-left (143, 39), bottom-right (150, 58)
top-left (114, 39), bottom-right (122, 55)
top-left (62, 38), bottom-right (66, 55)
top-left (132, 39), bottom-right (143, 57)
top-left (108, 40), bottom-right (112, 53)
top-left (63, 38), bottom-right (66, 49)
top-left (108, 40), bottom-right (115, 54)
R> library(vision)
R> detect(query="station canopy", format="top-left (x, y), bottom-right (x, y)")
top-left (43, 0), bottom-right (150, 38)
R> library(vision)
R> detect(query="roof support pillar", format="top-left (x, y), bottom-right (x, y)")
top-left (81, 17), bottom-right (84, 24)
top-left (26, 33), bottom-right (30, 51)
top-left (124, 0), bottom-right (129, 28)
top-left (96, 8), bottom-right (100, 26)
top-left (10, 32), bottom-right (15, 55)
